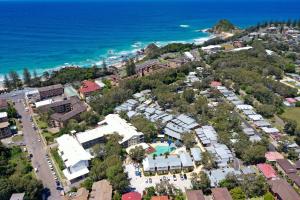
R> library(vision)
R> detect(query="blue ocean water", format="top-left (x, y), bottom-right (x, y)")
top-left (0, 0), bottom-right (299, 76)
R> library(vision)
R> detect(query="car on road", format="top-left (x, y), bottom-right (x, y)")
top-left (173, 175), bottom-right (177, 181)
top-left (183, 174), bottom-right (187, 180)
top-left (163, 176), bottom-right (167, 181)
top-left (34, 167), bottom-right (39, 172)
top-left (145, 179), bottom-right (148, 184)
top-left (180, 174), bottom-right (184, 180)
top-left (38, 139), bottom-right (41, 142)
top-left (149, 178), bottom-right (152, 183)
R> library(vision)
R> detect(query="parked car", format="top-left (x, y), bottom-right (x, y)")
top-left (180, 174), bottom-right (184, 180)
top-left (149, 178), bottom-right (152, 183)
top-left (163, 176), bottom-right (167, 181)
top-left (34, 167), bottom-right (38, 172)
top-left (183, 174), bottom-right (187, 180)
top-left (173, 175), bottom-right (177, 181)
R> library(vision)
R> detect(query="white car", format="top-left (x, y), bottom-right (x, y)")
top-left (34, 167), bottom-right (39, 172)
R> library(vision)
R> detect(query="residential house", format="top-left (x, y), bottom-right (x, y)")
top-left (211, 188), bottom-right (232, 200)
top-left (151, 196), bottom-right (169, 200)
top-left (196, 126), bottom-right (218, 146)
top-left (122, 192), bottom-right (142, 200)
top-left (56, 134), bottom-right (92, 183)
top-left (38, 84), bottom-right (64, 100)
top-left (0, 112), bottom-right (11, 139)
top-left (207, 168), bottom-right (241, 187)
top-left (89, 180), bottom-right (112, 200)
top-left (265, 151), bottom-right (284, 162)
top-left (79, 80), bottom-right (101, 99)
top-left (206, 143), bottom-right (233, 167)
top-left (76, 114), bottom-right (144, 149)
top-left (268, 179), bottom-right (300, 200)
top-left (276, 159), bottom-right (297, 175)
top-left (257, 163), bottom-right (277, 180)
top-left (142, 155), bottom-right (182, 174)
top-left (185, 190), bottom-right (205, 200)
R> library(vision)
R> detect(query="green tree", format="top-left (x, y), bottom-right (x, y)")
top-left (264, 192), bottom-right (275, 200)
top-left (42, 71), bottom-right (50, 80)
top-left (191, 172), bottom-right (211, 194)
top-left (284, 119), bottom-right (297, 135)
top-left (3, 75), bottom-right (11, 91)
top-left (219, 174), bottom-right (239, 190)
top-left (230, 187), bottom-right (246, 200)
top-left (23, 68), bottom-right (32, 86)
top-left (9, 70), bottom-right (22, 89)
top-left (130, 116), bottom-right (157, 142)
top-left (126, 59), bottom-right (136, 76)
top-left (201, 151), bottom-right (217, 169)
top-left (113, 192), bottom-right (122, 200)
top-left (143, 187), bottom-right (156, 200)
top-left (288, 149), bottom-right (298, 161)
top-left (182, 89), bottom-right (195, 103)
top-left (106, 163), bottom-right (129, 192)
top-left (182, 132), bottom-right (195, 149)
top-left (129, 146), bottom-right (145, 163)
top-left (0, 178), bottom-right (13, 200)
top-left (241, 174), bottom-right (268, 198)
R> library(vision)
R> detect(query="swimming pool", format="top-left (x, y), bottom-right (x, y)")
top-left (150, 145), bottom-right (175, 156)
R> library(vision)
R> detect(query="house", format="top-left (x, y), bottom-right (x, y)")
top-left (185, 190), bottom-right (205, 200)
top-left (295, 160), bottom-right (300, 170)
top-left (211, 188), bottom-right (232, 200)
top-left (122, 192), bottom-right (142, 200)
top-left (201, 45), bottom-right (222, 53)
top-left (257, 163), bottom-right (277, 180)
top-left (38, 84), bottom-right (64, 100)
top-left (0, 99), bottom-right (8, 110)
top-left (265, 151), bottom-right (284, 162)
top-left (76, 114), bottom-right (144, 148)
top-left (56, 134), bottom-right (92, 183)
top-left (206, 143), bottom-right (233, 167)
top-left (36, 98), bottom-right (72, 113)
top-left (79, 80), bottom-right (101, 99)
top-left (142, 155), bottom-right (182, 173)
top-left (268, 179), bottom-right (300, 200)
top-left (89, 180), bottom-right (112, 200)
top-left (287, 173), bottom-right (300, 190)
top-left (10, 193), bottom-right (25, 200)
top-left (207, 168), bottom-right (241, 187)
top-left (151, 196), bottom-right (169, 200)
top-left (210, 81), bottom-right (222, 88)
top-left (276, 159), bottom-right (297, 175)
top-left (0, 112), bottom-right (11, 139)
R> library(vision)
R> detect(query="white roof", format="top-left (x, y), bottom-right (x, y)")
top-left (25, 89), bottom-right (39, 96)
top-left (63, 167), bottom-right (89, 181)
top-left (76, 114), bottom-right (143, 145)
top-left (201, 45), bottom-right (222, 50)
top-left (35, 99), bottom-right (54, 108)
top-left (236, 104), bottom-right (253, 110)
top-left (261, 127), bottom-right (280, 134)
top-left (95, 80), bottom-right (106, 88)
top-left (184, 52), bottom-right (194, 60)
top-left (56, 134), bottom-right (92, 168)
top-left (248, 114), bottom-right (263, 121)
top-left (0, 112), bottom-right (7, 118)
top-left (230, 46), bottom-right (253, 52)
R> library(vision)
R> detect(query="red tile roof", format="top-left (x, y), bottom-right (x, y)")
top-left (150, 196), bottom-right (169, 200)
top-left (257, 163), bottom-right (277, 179)
top-left (211, 188), bottom-right (232, 200)
top-left (122, 192), bottom-right (141, 200)
top-left (79, 80), bottom-right (101, 94)
top-left (265, 151), bottom-right (284, 162)
top-left (286, 98), bottom-right (297, 103)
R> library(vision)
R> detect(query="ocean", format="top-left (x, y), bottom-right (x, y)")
top-left (0, 0), bottom-right (299, 77)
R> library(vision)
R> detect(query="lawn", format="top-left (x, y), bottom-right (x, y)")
top-left (50, 148), bottom-right (65, 171)
top-left (281, 107), bottom-right (300, 128)
top-left (12, 135), bottom-right (24, 142)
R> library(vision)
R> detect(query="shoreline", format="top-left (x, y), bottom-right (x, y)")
top-left (0, 32), bottom-right (214, 82)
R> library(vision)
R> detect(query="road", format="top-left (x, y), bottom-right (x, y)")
top-left (14, 100), bottom-right (62, 200)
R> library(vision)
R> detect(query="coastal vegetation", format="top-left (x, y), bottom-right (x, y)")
top-left (209, 19), bottom-right (237, 34)
top-left (0, 143), bottom-right (43, 200)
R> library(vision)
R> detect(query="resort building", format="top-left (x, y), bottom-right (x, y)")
top-left (179, 152), bottom-right (194, 171)
top-left (206, 143), bottom-right (233, 167)
top-left (190, 148), bottom-right (202, 165)
top-left (56, 134), bottom-right (93, 183)
top-left (89, 180), bottom-right (112, 200)
top-left (25, 89), bottom-right (40, 103)
top-left (196, 126), bottom-right (218, 146)
top-left (76, 114), bottom-right (144, 149)
top-left (0, 112), bottom-right (11, 139)
top-left (163, 114), bottom-right (199, 140)
top-left (142, 155), bottom-right (182, 174)
top-left (207, 168), bottom-right (241, 187)
top-left (79, 80), bottom-right (101, 99)
top-left (38, 84), bottom-right (64, 100)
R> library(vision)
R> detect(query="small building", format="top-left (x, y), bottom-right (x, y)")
top-left (38, 84), bottom-right (64, 100)
top-left (210, 81), bottom-right (222, 88)
top-left (0, 112), bottom-right (11, 139)
top-left (211, 188), bottom-right (232, 200)
top-left (207, 168), bottom-right (241, 187)
top-left (25, 89), bottom-right (40, 102)
top-left (190, 148), bottom-right (202, 164)
top-left (265, 151), bottom-right (284, 162)
top-left (89, 180), bottom-right (112, 200)
top-left (206, 143), bottom-right (233, 167)
top-left (295, 160), bottom-right (300, 170)
top-left (122, 192), bottom-right (142, 200)
top-left (186, 190), bottom-right (205, 200)
top-left (10, 193), bottom-right (25, 200)
top-left (179, 152), bottom-right (194, 171)
top-left (257, 163), bottom-right (277, 180)
top-left (268, 179), bottom-right (300, 200)
top-left (56, 134), bottom-right (92, 183)
top-left (276, 159), bottom-right (297, 175)
top-left (79, 80), bottom-right (101, 99)
top-left (195, 126), bottom-right (218, 146)
top-left (0, 99), bottom-right (8, 110)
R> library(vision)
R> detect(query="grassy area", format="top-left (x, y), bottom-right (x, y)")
top-left (50, 148), bottom-right (64, 171)
top-left (281, 107), bottom-right (300, 128)
top-left (36, 118), bottom-right (48, 130)
top-left (12, 135), bottom-right (24, 142)
top-left (42, 130), bottom-right (63, 144)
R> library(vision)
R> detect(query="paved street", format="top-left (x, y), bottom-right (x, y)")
top-left (14, 100), bottom-right (62, 200)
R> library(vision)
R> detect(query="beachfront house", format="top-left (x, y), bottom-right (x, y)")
top-left (142, 155), bottom-right (182, 175)
top-left (56, 134), bottom-right (93, 183)
top-left (79, 80), bottom-right (101, 99)
top-left (0, 112), bottom-right (11, 139)
top-left (179, 152), bottom-right (194, 172)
